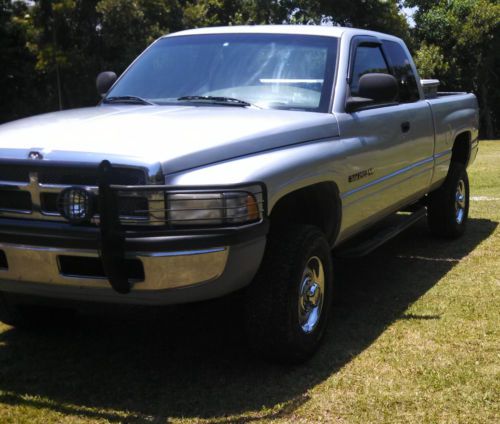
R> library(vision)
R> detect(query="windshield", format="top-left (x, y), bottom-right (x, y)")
top-left (106, 33), bottom-right (338, 112)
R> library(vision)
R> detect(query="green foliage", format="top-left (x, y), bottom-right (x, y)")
top-left (408, 0), bottom-right (500, 137)
top-left (0, 0), bottom-right (49, 121)
top-left (318, 0), bottom-right (411, 42)
top-left (96, 0), bottom-right (171, 69)
top-left (414, 42), bottom-right (450, 79)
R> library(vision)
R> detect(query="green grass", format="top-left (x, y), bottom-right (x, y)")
top-left (1, 141), bottom-right (499, 424)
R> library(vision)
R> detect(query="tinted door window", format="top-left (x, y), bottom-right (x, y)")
top-left (382, 40), bottom-right (420, 103)
top-left (350, 45), bottom-right (390, 97)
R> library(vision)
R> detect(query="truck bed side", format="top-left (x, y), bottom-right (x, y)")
top-left (427, 92), bottom-right (479, 189)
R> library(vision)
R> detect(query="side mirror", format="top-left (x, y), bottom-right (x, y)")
top-left (96, 71), bottom-right (117, 98)
top-left (346, 73), bottom-right (399, 112)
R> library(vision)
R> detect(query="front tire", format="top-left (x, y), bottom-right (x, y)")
top-left (245, 225), bottom-right (333, 363)
top-left (427, 162), bottom-right (470, 238)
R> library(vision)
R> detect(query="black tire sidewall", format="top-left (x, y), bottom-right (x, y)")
top-left (448, 165), bottom-right (469, 235)
top-left (428, 163), bottom-right (469, 238)
top-left (245, 225), bottom-right (334, 362)
top-left (285, 230), bottom-right (333, 354)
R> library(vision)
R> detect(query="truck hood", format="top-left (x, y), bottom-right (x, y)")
top-left (0, 105), bottom-right (339, 175)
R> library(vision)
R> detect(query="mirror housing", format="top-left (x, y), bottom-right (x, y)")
top-left (96, 71), bottom-right (117, 98)
top-left (345, 96), bottom-right (374, 112)
top-left (346, 73), bottom-right (399, 112)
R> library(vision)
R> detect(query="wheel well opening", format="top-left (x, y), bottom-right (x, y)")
top-left (269, 182), bottom-right (341, 245)
top-left (451, 132), bottom-right (471, 166)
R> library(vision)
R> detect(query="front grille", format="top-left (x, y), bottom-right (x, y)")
top-left (38, 168), bottom-right (146, 186)
top-left (39, 191), bottom-right (149, 217)
top-left (0, 165), bottom-right (155, 224)
top-left (0, 166), bottom-right (30, 183)
top-left (0, 190), bottom-right (32, 211)
top-left (40, 192), bottom-right (58, 213)
top-left (117, 196), bottom-right (149, 218)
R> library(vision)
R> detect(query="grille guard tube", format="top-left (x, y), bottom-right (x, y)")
top-left (98, 160), bottom-right (131, 294)
top-left (95, 162), bottom-right (266, 294)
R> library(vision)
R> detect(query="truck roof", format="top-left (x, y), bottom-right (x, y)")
top-left (164, 25), bottom-right (401, 42)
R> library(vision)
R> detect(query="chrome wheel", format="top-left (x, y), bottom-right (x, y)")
top-left (455, 179), bottom-right (466, 224)
top-left (298, 256), bottom-right (325, 334)
top-left (245, 225), bottom-right (333, 362)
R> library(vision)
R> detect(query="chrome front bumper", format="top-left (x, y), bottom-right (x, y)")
top-left (0, 243), bottom-right (228, 290)
top-left (0, 237), bottom-right (266, 305)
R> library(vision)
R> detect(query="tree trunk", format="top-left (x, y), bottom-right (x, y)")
top-left (480, 81), bottom-right (495, 139)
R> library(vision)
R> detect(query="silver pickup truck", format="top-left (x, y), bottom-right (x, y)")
top-left (0, 26), bottom-right (478, 362)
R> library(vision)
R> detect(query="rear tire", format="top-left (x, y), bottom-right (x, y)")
top-left (427, 162), bottom-right (469, 238)
top-left (245, 225), bottom-right (333, 363)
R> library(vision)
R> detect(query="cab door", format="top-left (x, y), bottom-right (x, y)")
top-left (336, 37), bottom-right (434, 236)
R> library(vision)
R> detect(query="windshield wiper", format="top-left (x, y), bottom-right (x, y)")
top-left (177, 95), bottom-right (255, 107)
top-left (103, 96), bottom-right (155, 105)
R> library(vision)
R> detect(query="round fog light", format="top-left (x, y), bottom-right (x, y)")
top-left (57, 187), bottom-right (95, 224)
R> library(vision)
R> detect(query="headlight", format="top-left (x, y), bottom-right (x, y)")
top-left (167, 191), bottom-right (261, 227)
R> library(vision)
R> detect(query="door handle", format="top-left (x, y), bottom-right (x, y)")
top-left (401, 121), bottom-right (411, 133)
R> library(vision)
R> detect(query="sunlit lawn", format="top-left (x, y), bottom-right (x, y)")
top-left (0, 141), bottom-right (498, 423)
